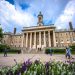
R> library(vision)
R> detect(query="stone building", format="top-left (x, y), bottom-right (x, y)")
top-left (2, 32), bottom-right (22, 48)
top-left (2, 12), bottom-right (75, 49)
top-left (55, 29), bottom-right (75, 47)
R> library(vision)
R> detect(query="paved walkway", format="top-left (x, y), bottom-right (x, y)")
top-left (0, 54), bottom-right (75, 68)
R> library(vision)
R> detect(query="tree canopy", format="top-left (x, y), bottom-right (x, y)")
top-left (0, 24), bottom-right (3, 43)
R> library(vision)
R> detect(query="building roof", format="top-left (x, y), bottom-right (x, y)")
top-left (11, 33), bottom-right (22, 36)
top-left (3, 32), bottom-right (13, 35)
top-left (55, 29), bottom-right (75, 33)
top-left (38, 11), bottom-right (43, 17)
top-left (22, 25), bottom-right (55, 31)
top-left (3, 32), bottom-right (22, 36)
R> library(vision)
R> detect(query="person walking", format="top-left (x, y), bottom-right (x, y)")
top-left (50, 48), bottom-right (53, 56)
top-left (4, 47), bottom-right (7, 57)
top-left (68, 47), bottom-right (71, 59)
top-left (65, 47), bottom-right (68, 58)
top-left (66, 47), bottom-right (71, 59)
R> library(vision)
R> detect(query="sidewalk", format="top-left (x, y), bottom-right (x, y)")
top-left (0, 54), bottom-right (75, 68)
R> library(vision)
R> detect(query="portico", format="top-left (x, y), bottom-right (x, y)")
top-left (22, 12), bottom-right (56, 49)
top-left (22, 26), bottom-right (56, 49)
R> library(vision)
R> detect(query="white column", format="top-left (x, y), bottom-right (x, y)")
top-left (44, 31), bottom-right (46, 47)
top-left (48, 31), bottom-right (51, 47)
top-left (34, 32), bottom-right (36, 48)
top-left (39, 32), bottom-right (41, 48)
top-left (53, 30), bottom-right (56, 47)
top-left (30, 32), bottom-right (32, 49)
top-left (22, 33), bottom-right (24, 47)
top-left (26, 33), bottom-right (28, 48)
top-left (21, 33), bottom-right (24, 54)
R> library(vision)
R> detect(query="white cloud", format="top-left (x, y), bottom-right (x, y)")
top-left (0, 0), bottom-right (75, 32)
top-left (55, 0), bottom-right (75, 29)
top-left (0, 0), bottom-right (37, 32)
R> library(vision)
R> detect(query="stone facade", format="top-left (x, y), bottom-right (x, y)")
top-left (2, 33), bottom-right (22, 48)
top-left (55, 30), bottom-right (75, 47)
top-left (22, 25), bottom-right (56, 49)
top-left (2, 12), bottom-right (75, 49)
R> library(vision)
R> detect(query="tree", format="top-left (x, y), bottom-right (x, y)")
top-left (0, 24), bottom-right (3, 44)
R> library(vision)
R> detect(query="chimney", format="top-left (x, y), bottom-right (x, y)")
top-left (14, 28), bottom-right (16, 34)
top-left (69, 22), bottom-right (73, 30)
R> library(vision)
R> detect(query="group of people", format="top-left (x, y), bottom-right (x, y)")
top-left (3, 47), bottom-right (72, 59)
top-left (49, 47), bottom-right (72, 59)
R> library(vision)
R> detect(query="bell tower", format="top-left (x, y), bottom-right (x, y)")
top-left (37, 12), bottom-right (43, 26)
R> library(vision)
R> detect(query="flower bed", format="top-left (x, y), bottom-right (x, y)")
top-left (0, 59), bottom-right (75, 75)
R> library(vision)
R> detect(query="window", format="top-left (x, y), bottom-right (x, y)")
top-left (19, 45), bottom-right (20, 47)
top-left (73, 38), bottom-right (75, 41)
top-left (61, 39), bottom-right (63, 43)
top-left (66, 33), bottom-right (67, 35)
top-left (56, 44), bottom-right (58, 47)
top-left (67, 39), bottom-right (70, 41)
top-left (67, 39), bottom-right (69, 41)
top-left (56, 40), bottom-right (57, 42)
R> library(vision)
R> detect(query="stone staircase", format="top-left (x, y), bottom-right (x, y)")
top-left (21, 47), bottom-right (45, 54)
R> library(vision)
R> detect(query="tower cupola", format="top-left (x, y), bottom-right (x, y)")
top-left (37, 12), bottom-right (43, 26)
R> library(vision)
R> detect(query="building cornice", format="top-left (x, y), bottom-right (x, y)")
top-left (55, 29), bottom-right (75, 33)
top-left (22, 25), bottom-right (55, 31)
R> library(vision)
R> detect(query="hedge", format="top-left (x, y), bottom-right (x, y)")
top-left (70, 45), bottom-right (75, 50)
top-left (0, 44), bottom-right (21, 54)
top-left (45, 47), bottom-right (75, 54)
top-left (8, 48), bottom-right (21, 54)
top-left (0, 44), bottom-right (10, 52)
top-left (45, 48), bottom-right (65, 54)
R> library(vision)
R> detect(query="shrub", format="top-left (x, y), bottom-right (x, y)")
top-left (53, 48), bottom-right (65, 54)
top-left (70, 45), bottom-right (75, 50)
top-left (8, 48), bottom-right (21, 54)
top-left (45, 48), bottom-right (65, 54)
top-left (0, 44), bottom-right (10, 52)
top-left (0, 44), bottom-right (21, 53)
top-left (45, 48), bottom-right (50, 54)
top-left (45, 47), bottom-right (75, 54)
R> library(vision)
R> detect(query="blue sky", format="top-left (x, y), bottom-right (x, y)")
top-left (0, 0), bottom-right (75, 32)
